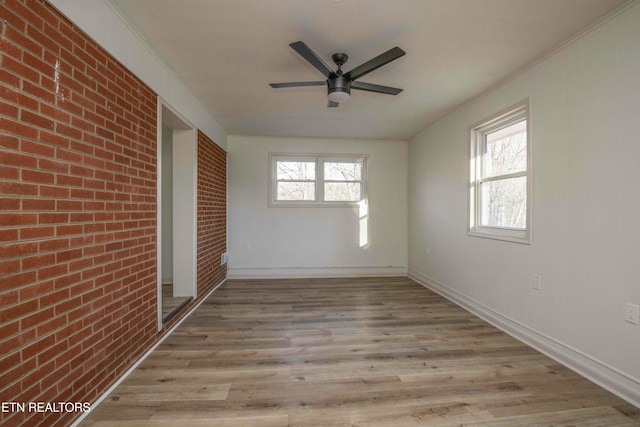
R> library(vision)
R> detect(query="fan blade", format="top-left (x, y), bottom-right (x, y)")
top-left (345, 47), bottom-right (405, 81)
top-left (290, 41), bottom-right (334, 78)
top-left (270, 81), bottom-right (325, 88)
top-left (327, 100), bottom-right (340, 108)
top-left (351, 81), bottom-right (403, 95)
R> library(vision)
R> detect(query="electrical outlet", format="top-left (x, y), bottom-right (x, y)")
top-left (220, 252), bottom-right (228, 266)
top-left (532, 274), bottom-right (541, 291)
top-left (625, 303), bottom-right (639, 325)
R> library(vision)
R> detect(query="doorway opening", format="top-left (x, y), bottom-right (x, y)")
top-left (157, 99), bottom-right (197, 328)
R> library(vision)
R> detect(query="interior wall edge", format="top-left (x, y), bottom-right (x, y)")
top-left (47, 0), bottom-right (228, 148)
top-left (407, 268), bottom-right (640, 409)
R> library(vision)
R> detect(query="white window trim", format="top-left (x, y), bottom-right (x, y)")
top-left (468, 99), bottom-right (532, 244)
top-left (269, 153), bottom-right (368, 207)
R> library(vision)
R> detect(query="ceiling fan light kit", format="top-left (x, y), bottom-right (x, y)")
top-left (327, 76), bottom-right (351, 103)
top-left (270, 41), bottom-right (405, 108)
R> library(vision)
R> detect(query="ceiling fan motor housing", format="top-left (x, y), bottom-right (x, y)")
top-left (327, 75), bottom-right (351, 102)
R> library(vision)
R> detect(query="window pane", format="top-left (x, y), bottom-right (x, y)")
top-left (480, 176), bottom-right (526, 228)
top-left (324, 161), bottom-right (362, 181)
top-left (277, 182), bottom-right (315, 201)
top-left (483, 120), bottom-right (526, 178)
top-left (324, 183), bottom-right (361, 201)
top-left (276, 161), bottom-right (315, 180)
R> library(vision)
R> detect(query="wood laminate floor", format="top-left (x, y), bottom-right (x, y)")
top-left (81, 277), bottom-right (639, 426)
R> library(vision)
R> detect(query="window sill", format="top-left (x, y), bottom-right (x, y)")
top-left (467, 228), bottom-right (531, 245)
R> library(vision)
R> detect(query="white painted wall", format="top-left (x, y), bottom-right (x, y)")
top-left (408, 3), bottom-right (640, 406)
top-left (228, 135), bottom-right (408, 278)
top-left (171, 129), bottom-right (198, 297)
top-left (48, 0), bottom-right (227, 149)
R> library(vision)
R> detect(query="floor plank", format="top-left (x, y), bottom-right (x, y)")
top-left (80, 277), bottom-right (639, 426)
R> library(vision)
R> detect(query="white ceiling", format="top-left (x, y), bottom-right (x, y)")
top-left (110, 0), bottom-right (627, 140)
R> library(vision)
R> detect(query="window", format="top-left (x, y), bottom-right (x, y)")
top-left (270, 154), bottom-right (367, 206)
top-left (469, 100), bottom-right (530, 243)
top-left (274, 158), bottom-right (317, 201)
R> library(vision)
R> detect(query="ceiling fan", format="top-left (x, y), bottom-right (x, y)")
top-left (270, 41), bottom-right (405, 108)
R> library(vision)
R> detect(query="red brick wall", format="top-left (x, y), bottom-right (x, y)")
top-left (0, 2), bottom-right (227, 426)
top-left (197, 131), bottom-right (227, 296)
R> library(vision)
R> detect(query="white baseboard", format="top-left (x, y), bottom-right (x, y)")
top-left (71, 277), bottom-right (227, 426)
top-left (228, 265), bottom-right (407, 279)
top-left (408, 268), bottom-right (640, 409)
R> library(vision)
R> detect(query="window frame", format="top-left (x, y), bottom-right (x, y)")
top-left (269, 153), bottom-right (368, 207)
top-left (468, 100), bottom-right (531, 244)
